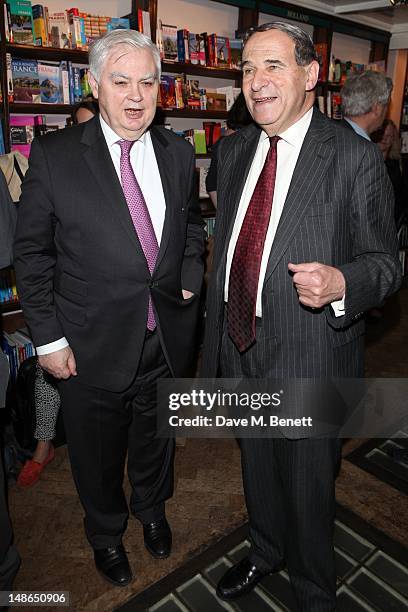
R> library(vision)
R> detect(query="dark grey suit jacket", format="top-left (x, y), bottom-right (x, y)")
top-left (201, 109), bottom-right (401, 425)
top-left (0, 170), bottom-right (16, 271)
top-left (14, 117), bottom-right (205, 391)
top-left (0, 171), bottom-right (17, 409)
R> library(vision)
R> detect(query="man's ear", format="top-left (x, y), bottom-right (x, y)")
top-left (372, 102), bottom-right (383, 118)
top-left (88, 71), bottom-right (99, 99)
top-left (305, 60), bottom-right (320, 92)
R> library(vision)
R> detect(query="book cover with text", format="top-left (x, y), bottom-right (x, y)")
top-left (38, 61), bottom-right (60, 103)
top-left (8, 0), bottom-right (34, 45)
top-left (162, 24), bottom-right (178, 62)
top-left (12, 58), bottom-right (40, 103)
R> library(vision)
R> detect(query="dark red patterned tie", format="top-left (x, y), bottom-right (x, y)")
top-left (228, 136), bottom-right (280, 352)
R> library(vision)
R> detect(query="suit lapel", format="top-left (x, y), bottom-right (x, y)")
top-left (216, 124), bottom-right (261, 289)
top-left (150, 127), bottom-right (173, 272)
top-left (81, 117), bottom-right (148, 266)
top-left (263, 109), bottom-right (336, 283)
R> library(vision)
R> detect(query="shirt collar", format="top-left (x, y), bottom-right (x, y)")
top-left (344, 117), bottom-right (371, 141)
top-left (99, 114), bottom-right (148, 148)
top-left (259, 106), bottom-right (314, 147)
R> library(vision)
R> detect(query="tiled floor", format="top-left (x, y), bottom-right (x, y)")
top-left (347, 428), bottom-right (408, 496)
top-left (136, 517), bottom-right (408, 612)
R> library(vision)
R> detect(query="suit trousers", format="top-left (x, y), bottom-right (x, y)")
top-left (220, 322), bottom-right (341, 612)
top-left (59, 330), bottom-right (175, 550)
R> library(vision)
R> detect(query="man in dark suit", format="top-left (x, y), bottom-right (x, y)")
top-left (201, 22), bottom-right (401, 610)
top-left (14, 29), bottom-right (204, 586)
top-left (0, 170), bottom-right (21, 597)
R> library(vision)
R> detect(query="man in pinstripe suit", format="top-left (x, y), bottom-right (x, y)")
top-left (201, 22), bottom-right (401, 611)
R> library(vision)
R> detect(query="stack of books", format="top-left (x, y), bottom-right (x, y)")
top-left (157, 22), bottom-right (242, 69)
top-left (9, 55), bottom-right (91, 105)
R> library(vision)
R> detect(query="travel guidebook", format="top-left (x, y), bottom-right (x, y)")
top-left (11, 58), bottom-right (40, 103)
top-left (38, 61), bottom-right (60, 103)
top-left (8, 0), bottom-right (34, 45)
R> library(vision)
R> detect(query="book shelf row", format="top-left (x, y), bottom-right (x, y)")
top-left (4, 43), bottom-right (241, 79)
top-left (4, 1), bottom-right (150, 50)
top-left (8, 105), bottom-right (229, 119)
top-left (2, 326), bottom-right (35, 381)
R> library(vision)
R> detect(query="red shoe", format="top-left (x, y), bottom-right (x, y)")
top-left (17, 445), bottom-right (55, 488)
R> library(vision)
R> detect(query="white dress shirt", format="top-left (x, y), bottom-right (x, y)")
top-left (36, 116), bottom-right (166, 355)
top-left (224, 107), bottom-right (345, 318)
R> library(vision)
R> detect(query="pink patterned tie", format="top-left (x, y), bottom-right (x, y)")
top-left (118, 139), bottom-right (158, 331)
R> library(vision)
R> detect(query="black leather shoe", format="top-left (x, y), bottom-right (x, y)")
top-left (94, 544), bottom-right (133, 587)
top-left (216, 557), bottom-right (272, 600)
top-left (143, 518), bottom-right (172, 559)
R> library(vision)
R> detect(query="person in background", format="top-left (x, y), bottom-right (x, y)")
top-left (0, 170), bottom-right (21, 595)
top-left (0, 146), bottom-right (61, 490)
top-left (16, 362), bottom-right (60, 488)
top-left (341, 69), bottom-right (393, 141)
top-left (14, 29), bottom-right (204, 587)
top-left (371, 118), bottom-right (407, 229)
top-left (206, 92), bottom-right (252, 207)
top-left (71, 99), bottom-right (99, 125)
top-left (342, 75), bottom-right (396, 323)
top-left (202, 22), bottom-right (401, 610)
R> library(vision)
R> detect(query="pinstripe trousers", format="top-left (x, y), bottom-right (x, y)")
top-left (220, 323), bottom-right (341, 612)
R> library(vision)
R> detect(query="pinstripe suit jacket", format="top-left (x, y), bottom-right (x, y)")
top-left (201, 109), bottom-right (401, 413)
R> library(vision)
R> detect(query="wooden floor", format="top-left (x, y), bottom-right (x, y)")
top-left (7, 285), bottom-right (408, 611)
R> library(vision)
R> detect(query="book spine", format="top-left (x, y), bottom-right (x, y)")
top-left (177, 30), bottom-right (186, 63)
top-left (200, 33), bottom-right (208, 66)
top-left (142, 10), bottom-right (151, 38)
top-left (32, 5), bottom-right (48, 46)
top-left (80, 68), bottom-right (91, 98)
top-left (4, 3), bottom-right (12, 42)
top-left (67, 61), bottom-right (75, 104)
top-left (156, 20), bottom-right (164, 60)
top-left (208, 34), bottom-right (215, 67)
top-left (198, 34), bottom-right (206, 66)
top-left (175, 75), bottom-right (184, 109)
top-left (225, 37), bottom-right (231, 65)
top-left (69, 12), bottom-right (83, 49)
top-left (44, 5), bottom-right (49, 45)
top-left (59, 60), bottom-right (70, 104)
top-left (6, 53), bottom-right (14, 102)
top-left (72, 66), bottom-right (82, 103)
top-left (137, 8), bottom-right (143, 33)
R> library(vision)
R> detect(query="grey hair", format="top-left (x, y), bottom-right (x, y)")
top-left (341, 70), bottom-right (393, 117)
top-left (89, 29), bottom-right (161, 81)
top-left (244, 21), bottom-right (319, 66)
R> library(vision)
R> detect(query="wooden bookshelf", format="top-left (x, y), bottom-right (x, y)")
top-left (10, 103), bottom-right (74, 114)
top-left (9, 105), bottom-right (229, 119)
top-left (5, 45), bottom-right (240, 80)
top-left (1, 301), bottom-right (21, 314)
top-left (157, 108), bottom-right (228, 120)
top-left (5, 43), bottom-right (88, 63)
top-left (161, 61), bottom-right (241, 80)
top-left (2, 310), bottom-right (25, 334)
